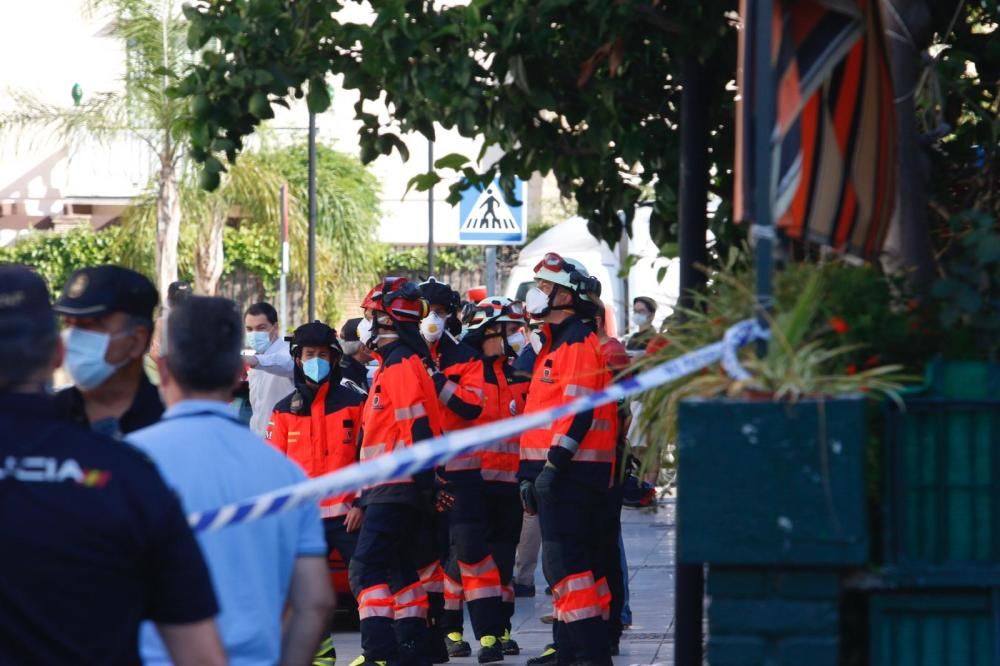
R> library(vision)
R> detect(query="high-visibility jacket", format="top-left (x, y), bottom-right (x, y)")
top-left (359, 341), bottom-right (443, 505)
top-left (428, 334), bottom-right (485, 478)
top-left (478, 355), bottom-right (529, 484)
top-left (519, 316), bottom-right (616, 490)
top-left (267, 379), bottom-right (365, 518)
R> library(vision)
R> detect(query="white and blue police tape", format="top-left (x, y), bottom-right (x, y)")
top-left (189, 319), bottom-right (768, 532)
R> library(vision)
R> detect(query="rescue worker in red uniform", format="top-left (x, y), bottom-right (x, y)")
top-left (463, 297), bottom-right (531, 656)
top-left (519, 254), bottom-right (616, 666)
top-left (418, 278), bottom-right (507, 664)
top-left (349, 278), bottom-right (452, 666)
top-left (267, 321), bottom-right (366, 666)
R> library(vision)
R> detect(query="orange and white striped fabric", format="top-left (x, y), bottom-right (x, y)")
top-left (735, 0), bottom-right (896, 259)
top-left (393, 581), bottom-right (430, 621)
top-left (357, 584), bottom-right (394, 620)
top-left (459, 556), bottom-right (503, 602)
top-left (551, 571), bottom-right (610, 624)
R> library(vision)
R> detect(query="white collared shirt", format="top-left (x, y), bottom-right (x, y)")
top-left (248, 336), bottom-right (295, 437)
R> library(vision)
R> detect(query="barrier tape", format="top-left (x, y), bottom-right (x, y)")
top-left (189, 319), bottom-right (768, 532)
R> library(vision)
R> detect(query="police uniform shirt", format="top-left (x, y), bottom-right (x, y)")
top-left (0, 391), bottom-right (218, 664)
top-left (53, 370), bottom-right (165, 436)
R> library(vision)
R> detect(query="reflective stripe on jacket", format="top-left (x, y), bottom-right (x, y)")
top-left (519, 316), bottom-right (616, 489)
top-left (267, 379), bottom-right (365, 518)
top-left (360, 342), bottom-right (443, 504)
top-left (479, 356), bottom-right (529, 484)
top-left (430, 335), bottom-right (486, 478)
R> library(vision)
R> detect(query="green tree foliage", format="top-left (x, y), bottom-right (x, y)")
top-left (0, 227), bottom-right (141, 292)
top-left (918, 1), bottom-right (1000, 228)
top-left (173, 0), bottom-right (739, 252)
top-left (260, 144), bottom-right (382, 296)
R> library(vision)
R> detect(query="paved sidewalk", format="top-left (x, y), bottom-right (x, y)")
top-left (332, 499), bottom-right (676, 665)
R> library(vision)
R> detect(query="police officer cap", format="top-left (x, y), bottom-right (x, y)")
top-left (288, 321), bottom-right (343, 355)
top-left (340, 317), bottom-right (363, 342)
top-left (0, 264), bottom-right (55, 336)
top-left (53, 265), bottom-right (158, 321)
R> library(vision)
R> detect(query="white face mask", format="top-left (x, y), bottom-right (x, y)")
top-left (529, 330), bottom-right (544, 354)
top-left (62, 328), bottom-right (129, 390)
top-left (357, 318), bottom-right (374, 345)
top-left (632, 311), bottom-right (651, 327)
top-left (341, 340), bottom-right (362, 356)
top-left (506, 331), bottom-right (527, 354)
top-left (525, 287), bottom-right (551, 317)
top-left (420, 313), bottom-right (446, 343)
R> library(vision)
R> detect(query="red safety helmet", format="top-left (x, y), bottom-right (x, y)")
top-left (378, 276), bottom-right (427, 323)
top-left (361, 284), bottom-right (383, 311)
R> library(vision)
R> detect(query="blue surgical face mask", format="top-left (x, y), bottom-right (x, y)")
top-left (302, 357), bottom-right (331, 383)
top-left (246, 330), bottom-right (272, 353)
top-left (61, 327), bottom-right (128, 390)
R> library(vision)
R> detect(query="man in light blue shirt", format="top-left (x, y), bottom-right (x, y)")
top-left (130, 296), bottom-right (333, 666)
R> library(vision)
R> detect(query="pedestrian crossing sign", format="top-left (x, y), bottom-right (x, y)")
top-left (458, 178), bottom-right (526, 245)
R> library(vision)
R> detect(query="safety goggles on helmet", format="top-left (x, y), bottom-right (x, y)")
top-left (467, 297), bottom-right (526, 330)
top-left (532, 252), bottom-right (602, 300)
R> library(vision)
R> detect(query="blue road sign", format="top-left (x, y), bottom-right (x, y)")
top-left (458, 178), bottom-right (526, 245)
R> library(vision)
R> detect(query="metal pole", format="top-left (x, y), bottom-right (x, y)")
top-left (279, 184), bottom-right (289, 336)
top-left (428, 138), bottom-right (435, 276)
top-left (307, 112), bottom-right (317, 321)
top-left (485, 246), bottom-right (497, 295)
top-left (753, 0), bottom-right (776, 339)
top-left (673, 51), bottom-right (711, 666)
top-left (677, 53), bottom-right (710, 309)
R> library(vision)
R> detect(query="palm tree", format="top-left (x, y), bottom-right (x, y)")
top-left (120, 151), bottom-right (285, 295)
top-left (0, 0), bottom-right (189, 298)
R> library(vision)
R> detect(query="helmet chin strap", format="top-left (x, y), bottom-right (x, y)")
top-left (366, 316), bottom-right (399, 350)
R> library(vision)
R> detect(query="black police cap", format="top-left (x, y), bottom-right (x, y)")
top-left (54, 265), bottom-right (158, 320)
top-left (0, 264), bottom-right (55, 336)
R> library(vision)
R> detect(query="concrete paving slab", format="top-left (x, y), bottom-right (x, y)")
top-left (331, 498), bottom-right (676, 666)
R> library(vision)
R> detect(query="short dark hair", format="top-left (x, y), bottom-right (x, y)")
top-left (245, 302), bottom-right (278, 325)
top-left (0, 321), bottom-right (57, 390)
top-left (167, 281), bottom-right (192, 308)
top-left (633, 296), bottom-right (657, 314)
top-left (166, 296), bottom-right (243, 392)
top-left (0, 264), bottom-right (58, 390)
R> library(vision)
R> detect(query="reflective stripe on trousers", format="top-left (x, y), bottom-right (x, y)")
top-left (393, 581), bottom-right (430, 620)
top-left (358, 584), bottom-right (394, 620)
top-left (418, 561), bottom-right (445, 594)
top-left (459, 555), bottom-right (503, 602)
top-left (551, 572), bottom-right (604, 623)
top-left (444, 573), bottom-right (463, 611)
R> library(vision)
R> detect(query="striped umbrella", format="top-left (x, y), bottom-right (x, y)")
top-left (735, 0), bottom-right (897, 260)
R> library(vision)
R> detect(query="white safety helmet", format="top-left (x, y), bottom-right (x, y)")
top-left (467, 297), bottom-right (527, 331)
top-left (532, 252), bottom-right (601, 302)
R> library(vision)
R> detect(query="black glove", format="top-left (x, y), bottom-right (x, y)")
top-left (535, 463), bottom-right (558, 497)
top-left (422, 356), bottom-right (442, 378)
top-left (519, 479), bottom-right (538, 515)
